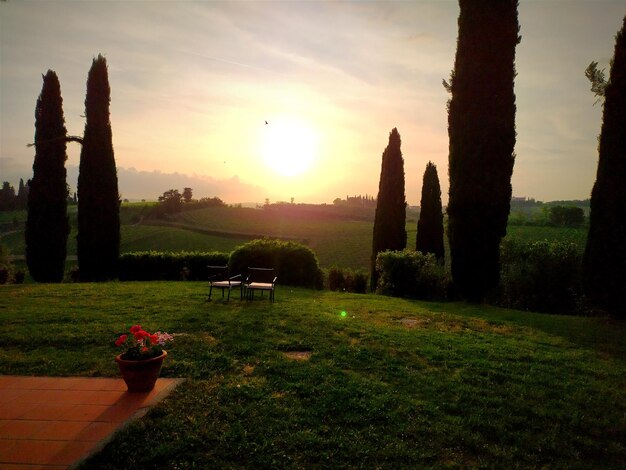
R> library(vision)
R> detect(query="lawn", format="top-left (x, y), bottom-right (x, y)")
top-left (0, 282), bottom-right (623, 468)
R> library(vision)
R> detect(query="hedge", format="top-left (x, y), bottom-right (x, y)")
top-left (229, 239), bottom-right (323, 289)
top-left (118, 251), bottom-right (229, 281)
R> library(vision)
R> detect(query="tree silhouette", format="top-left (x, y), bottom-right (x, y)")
top-left (447, 0), bottom-right (520, 301)
top-left (583, 16), bottom-right (626, 317)
top-left (371, 128), bottom-right (406, 290)
top-left (17, 178), bottom-right (28, 209)
top-left (25, 70), bottom-right (70, 282)
top-left (416, 162), bottom-right (444, 262)
top-left (77, 54), bottom-right (120, 281)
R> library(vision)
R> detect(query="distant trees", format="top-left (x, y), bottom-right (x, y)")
top-left (548, 206), bottom-right (584, 228)
top-left (0, 179), bottom-right (29, 211)
top-left (446, 0), bottom-right (520, 301)
top-left (333, 195), bottom-right (377, 207)
top-left (25, 70), bottom-right (70, 282)
top-left (416, 162), bottom-right (444, 262)
top-left (77, 55), bottom-right (120, 281)
top-left (371, 128), bottom-right (407, 291)
top-left (0, 182), bottom-right (17, 211)
top-left (152, 188), bottom-right (226, 218)
top-left (583, 16), bottom-right (626, 318)
top-left (157, 189), bottom-right (183, 215)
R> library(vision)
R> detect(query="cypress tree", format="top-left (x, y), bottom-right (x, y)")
top-left (77, 54), bottom-right (120, 281)
top-left (371, 128), bottom-right (407, 290)
top-left (416, 162), bottom-right (444, 262)
top-left (447, 0), bottom-right (519, 301)
top-left (25, 70), bottom-right (70, 282)
top-left (583, 16), bottom-right (626, 317)
top-left (17, 179), bottom-right (27, 209)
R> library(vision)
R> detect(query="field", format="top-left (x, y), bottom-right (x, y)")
top-left (1, 205), bottom-right (587, 272)
top-left (0, 282), bottom-right (624, 468)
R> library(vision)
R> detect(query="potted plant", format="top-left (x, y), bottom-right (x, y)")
top-left (114, 325), bottom-right (173, 392)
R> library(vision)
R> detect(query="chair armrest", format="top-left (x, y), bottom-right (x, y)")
top-left (229, 274), bottom-right (242, 281)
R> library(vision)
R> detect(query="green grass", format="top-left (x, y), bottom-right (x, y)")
top-left (0, 282), bottom-right (623, 468)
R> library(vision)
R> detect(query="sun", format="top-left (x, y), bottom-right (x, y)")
top-left (261, 117), bottom-right (318, 177)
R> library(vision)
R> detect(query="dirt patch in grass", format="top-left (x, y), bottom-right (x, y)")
top-left (398, 318), bottom-right (430, 328)
top-left (283, 351), bottom-right (312, 361)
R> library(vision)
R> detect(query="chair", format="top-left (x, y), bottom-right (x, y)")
top-left (207, 265), bottom-right (242, 302)
top-left (245, 267), bottom-right (277, 302)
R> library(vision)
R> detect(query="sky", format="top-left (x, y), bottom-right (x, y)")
top-left (1, 0), bottom-right (624, 205)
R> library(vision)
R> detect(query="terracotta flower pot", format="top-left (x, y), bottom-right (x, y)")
top-left (115, 350), bottom-right (167, 392)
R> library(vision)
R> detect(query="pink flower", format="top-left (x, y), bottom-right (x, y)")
top-left (115, 334), bottom-right (128, 347)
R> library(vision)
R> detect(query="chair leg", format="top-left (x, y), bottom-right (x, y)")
top-left (227, 288), bottom-right (231, 302)
top-left (208, 285), bottom-right (213, 301)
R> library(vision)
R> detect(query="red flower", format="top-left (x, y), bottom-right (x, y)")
top-left (115, 334), bottom-right (128, 347)
top-left (134, 330), bottom-right (149, 341)
top-left (149, 334), bottom-right (159, 344)
top-left (141, 347), bottom-right (148, 352)
top-left (130, 325), bottom-right (142, 333)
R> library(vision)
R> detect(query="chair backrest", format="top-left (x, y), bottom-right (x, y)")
top-left (247, 267), bottom-right (276, 284)
top-left (207, 265), bottom-right (229, 282)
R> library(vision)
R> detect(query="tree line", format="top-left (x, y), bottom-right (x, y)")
top-left (370, 1), bottom-right (625, 318)
top-left (25, 55), bottom-right (119, 282)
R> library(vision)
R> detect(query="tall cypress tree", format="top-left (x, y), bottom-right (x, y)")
top-left (583, 16), bottom-right (626, 317)
top-left (447, 0), bottom-right (519, 301)
top-left (77, 54), bottom-right (120, 281)
top-left (416, 162), bottom-right (444, 262)
top-left (25, 70), bottom-right (70, 282)
top-left (17, 179), bottom-right (28, 209)
top-left (371, 128), bottom-right (407, 290)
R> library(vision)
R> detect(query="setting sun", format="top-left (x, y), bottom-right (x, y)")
top-left (261, 117), bottom-right (319, 177)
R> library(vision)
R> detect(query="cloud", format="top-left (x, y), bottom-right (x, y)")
top-left (62, 166), bottom-right (266, 203)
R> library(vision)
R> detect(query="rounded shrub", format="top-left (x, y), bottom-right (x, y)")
top-left (229, 239), bottom-right (323, 289)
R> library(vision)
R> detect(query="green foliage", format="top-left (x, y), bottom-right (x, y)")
top-left (371, 128), bottom-right (407, 290)
top-left (447, 0), bottom-right (519, 301)
top-left (548, 205), bottom-right (585, 228)
top-left (327, 265), bottom-right (368, 293)
top-left (118, 251), bottom-right (229, 281)
top-left (156, 189), bottom-right (183, 216)
top-left (229, 239), bottom-right (323, 289)
top-left (583, 17), bottom-right (626, 318)
top-left (25, 70), bottom-right (70, 283)
top-left (375, 249), bottom-right (450, 300)
top-left (497, 240), bottom-right (584, 314)
top-left (416, 161), bottom-right (444, 261)
top-left (585, 60), bottom-right (608, 104)
top-left (77, 54), bottom-right (120, 281)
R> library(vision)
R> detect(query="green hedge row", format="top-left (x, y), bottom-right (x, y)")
top-left (375, 250), bottom-right (450, 300)
top-left (118, 239), bottom-right (324, 289)
top-left (327, 266), bottom-right (368, 293)
top-left (495, 239), bottom-right (584, 314)
top-left (118, 251), bottom-right (229, 281)
top-left (374, 240), bottom-right (586, 314)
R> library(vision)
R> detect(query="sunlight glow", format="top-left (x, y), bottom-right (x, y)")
top-left (261, 117), bottom-right (318, 177)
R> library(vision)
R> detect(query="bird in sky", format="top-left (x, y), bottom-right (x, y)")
top-left (265, 120), bottom-right (268, 125)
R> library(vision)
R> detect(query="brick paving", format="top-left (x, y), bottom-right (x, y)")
top-left (0, 376), bottom-right (183, 469)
